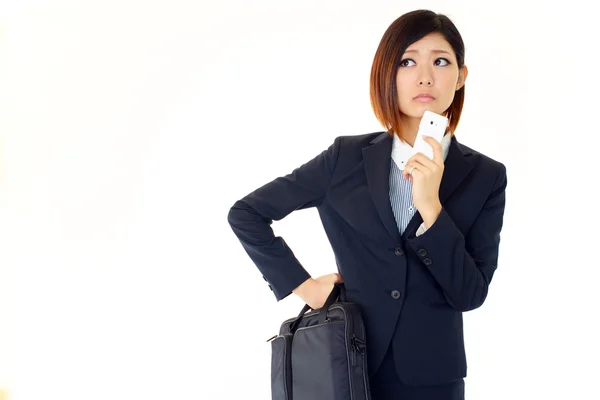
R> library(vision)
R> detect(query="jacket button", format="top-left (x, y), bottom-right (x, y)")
top-left (418, 249), bottom-right (427, 257)
top-left (268, 284), bottom-right (273, 291)
top-left (391, 290), bottom-right (402, 300)
top-left (263, 276), bottom-right (268, 282)
top-left (423, 258), bottom-right (432, 265)
top-left (394, 247), bottom-right (403, 256)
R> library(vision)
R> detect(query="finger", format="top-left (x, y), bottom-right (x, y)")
top-left (423, 136), bottom-right (443, 165)
top-left (403, 159), bottom-right (430, 180)
top-left (402, 156), bottom-right (418, 179)
top-left (409, 152), bottom-right (437, 171)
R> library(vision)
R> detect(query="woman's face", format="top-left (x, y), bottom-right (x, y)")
top-left (395, 32), bottom-right (467, 120)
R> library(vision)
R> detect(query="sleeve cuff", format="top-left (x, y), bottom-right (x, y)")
top-left (406, 207), bottom-right (463, 267)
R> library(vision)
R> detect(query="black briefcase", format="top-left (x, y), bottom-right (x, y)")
top-left (266, 283), bottom-right (372, 400)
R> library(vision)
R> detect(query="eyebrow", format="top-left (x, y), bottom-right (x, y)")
top-left (403, 49), bottom-right (451, 55)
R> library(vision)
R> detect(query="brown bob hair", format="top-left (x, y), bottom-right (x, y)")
top-left (369, 10), bottom-right (466, 140)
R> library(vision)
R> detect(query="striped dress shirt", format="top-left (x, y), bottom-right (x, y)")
top-left (389, 132), bottom-right (452, 236)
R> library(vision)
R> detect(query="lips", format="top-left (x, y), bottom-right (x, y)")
top-left (414, 94), bottom-right (435, 99)
top-left (414, 94), bottom-right (435, 102)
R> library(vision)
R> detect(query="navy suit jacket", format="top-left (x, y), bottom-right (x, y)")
top-left (227, 131), bottom-right (507, 386)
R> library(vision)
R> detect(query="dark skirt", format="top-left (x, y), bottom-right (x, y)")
top-left (369, 343), bottom-right (465, 400)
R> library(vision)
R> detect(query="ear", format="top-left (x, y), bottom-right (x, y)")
top-left (456, 65), bottom-right (468, 90)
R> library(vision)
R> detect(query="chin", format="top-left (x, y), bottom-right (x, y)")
top-left (411, 107), bottom-right (439, 117)
top-left (400, 105), bottom-right (442, 119)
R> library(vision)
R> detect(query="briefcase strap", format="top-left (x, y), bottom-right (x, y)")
top-left (289, 283), bottom-right (347, 333)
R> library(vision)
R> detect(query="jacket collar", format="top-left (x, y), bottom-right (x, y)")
top-left (362, 132), bottom-right (474, 242)
top-left (391, 132), bottom-right (452, 170)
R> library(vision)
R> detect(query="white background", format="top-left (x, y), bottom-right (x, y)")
top-left (0, 1), bottom-right (598, 399)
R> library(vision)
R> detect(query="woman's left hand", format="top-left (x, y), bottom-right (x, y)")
top-left (402, 135), bottom-right (444, 217)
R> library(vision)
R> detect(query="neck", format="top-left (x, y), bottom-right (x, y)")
top-left (398, 116), bottom-right (420, 147)
top-left (397, 115), bottom-right (449, 147)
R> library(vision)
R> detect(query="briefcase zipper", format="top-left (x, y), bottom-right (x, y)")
top-left (352, 334), bottom-right (365, 349)
top-left (328, 305), bottom-right (369, 400)
top-left (266, 334), bottom-right (277, 342)
top-left (350, 333), bottom-right (365, 366)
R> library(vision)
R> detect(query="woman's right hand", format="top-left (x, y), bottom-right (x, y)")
top-left (292, 273), bottom-right (344, 310)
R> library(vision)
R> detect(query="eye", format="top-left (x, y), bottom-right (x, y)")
top-left (399, 58), bottom-right (451, 67)
top-left (400, 59), bottom-right (416, 67)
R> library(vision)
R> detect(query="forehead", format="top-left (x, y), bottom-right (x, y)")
top-left (404, 32), bottom-right (452, 54)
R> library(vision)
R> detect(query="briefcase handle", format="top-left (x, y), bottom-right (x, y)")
top-left (289, 283), bottom-right (347, 333)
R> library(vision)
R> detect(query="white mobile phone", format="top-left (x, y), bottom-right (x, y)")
top-left (411, 110), bottom-right (448, 160)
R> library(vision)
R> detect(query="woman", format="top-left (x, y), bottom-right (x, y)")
top-left (228, 9), bottom-right (507, 400)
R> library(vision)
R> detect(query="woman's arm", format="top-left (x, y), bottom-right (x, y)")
top-left (227, 136), bottom-right (342, 301)
top-left (406, 163), bottom-right (508, 312)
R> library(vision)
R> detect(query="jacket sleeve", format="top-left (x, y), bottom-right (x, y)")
top-left (405, 163), bottom-right (507, 312)
top-left (227, 136), bottom-right (342, 301)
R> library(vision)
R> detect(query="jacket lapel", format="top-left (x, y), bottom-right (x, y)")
top-left (362, 132), bottom-right (474, 242)
top-left (362, 133), bottom-right (401, 243)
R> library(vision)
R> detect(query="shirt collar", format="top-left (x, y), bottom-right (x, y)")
top-left (391, 132), bottom-right (452, 171)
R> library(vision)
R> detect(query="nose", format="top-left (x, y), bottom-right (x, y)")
top-left (418, 67), bottom-right (434, 86)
